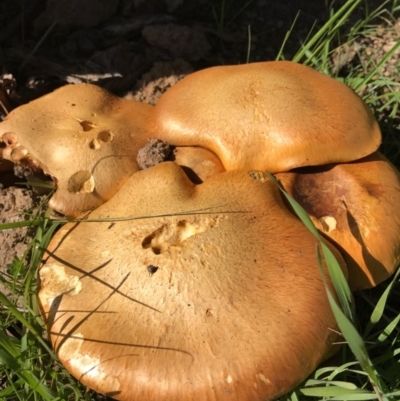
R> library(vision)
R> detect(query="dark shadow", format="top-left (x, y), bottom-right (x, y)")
top-left (0, 0), bottom-right (388, 102)
top-left (342, 201), bottom-right (387, 285)
top-left (51, 332), bottom-right (194, 361)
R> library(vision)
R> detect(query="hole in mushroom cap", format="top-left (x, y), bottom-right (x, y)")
top-left (2, 132), bottom-right (18, 147)
top-left (97, 130), bottom-right (114, 143)
top-left (142, 217), bottom-right (225, 255)
top-left (205, 309), bottom-right (214, 317)
top-left (79, 120), bottom-right (95, 131)
top-left (89, 130), bottom-right (114, 150)
top-left (147, 265), bottom-right (159, 276)
top-left (89, 138), bottom-right (101, 150)
top-left (68, 170), bottom-right (95, 194)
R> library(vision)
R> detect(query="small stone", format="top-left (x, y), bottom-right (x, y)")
top-left (137, 138), bottom-right (172, 170)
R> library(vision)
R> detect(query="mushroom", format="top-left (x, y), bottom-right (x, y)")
top-left (275, 151), bottom-right (400, 290)
top-left (39, 162), bottom-right (346, 401)
top-left (0, 84), bottom-right (153, 216)
top-left (150, 61), bottom-right (381, 172)
top-left (170, 146), bottom-right (225, 183)
top-left (136, 138), bottom-right (225, 183)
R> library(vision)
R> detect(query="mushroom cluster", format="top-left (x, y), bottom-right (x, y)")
top-left (1, 61), bottom-right (399, 401)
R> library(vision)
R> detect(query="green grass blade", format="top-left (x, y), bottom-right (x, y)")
top-left (300, 386), bottom-right (370, 397)
top-left (0, 331), bottom-right (55, 400)
top-left (325, 288), bottom-right (378, 382)
top-left (265, 172), bottom-right (353, 320)
top-left (353, 40), bottom-right (400, 93)
top-left (365, 269), bottom-right (400, 336)
top-left (0, 220), bottom-right (41, 230)
top-left (0, 293), bottom-right (56, 359)
top-left (292, 0), bottom-right (363, 64)
top-left (305, 379), bottom-right (358, 389)
top-left (275, 11), bottom-right (301, 61)
top-left (377, 314), bottom-right (400, 343)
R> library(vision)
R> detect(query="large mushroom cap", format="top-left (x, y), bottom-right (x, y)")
top-left (150, 61), bottom-right (381, 172)
top-left (39, 162), bottom-right (346, 401)
top-left (276, 151), bottom-right (400, 290)
top-left (0, 84), bottom-right (153, 216)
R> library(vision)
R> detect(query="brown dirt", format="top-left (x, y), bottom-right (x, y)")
top-left (0, 183), bottom-right (37, 297)
top-left (0, 186), bottom-right (34, 261)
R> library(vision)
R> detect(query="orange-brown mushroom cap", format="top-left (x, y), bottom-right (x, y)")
top-left (39, 162), bottom-right (346, 401)
top-left (275, 152), bottom-right (400, 290)
top-left (172, 146), bottom-right (225, 182)
top-left (0, 84), bottom-right (153, 216)
top-left (150, 61), bottom-right (381, 172)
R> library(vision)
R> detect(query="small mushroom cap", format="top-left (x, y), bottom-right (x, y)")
top-left (275, 152), bottom-right (400, 290)
top-left (0, 84), bottom-right (153, 216)
top-left (172, 146), bottom-right (225, 182)
top-left (136, 138), bottom-right (225, 182)
top-left (39, 162), bottom-right (346, 401)
top-left (150, 61), bottom-right (381, 172)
